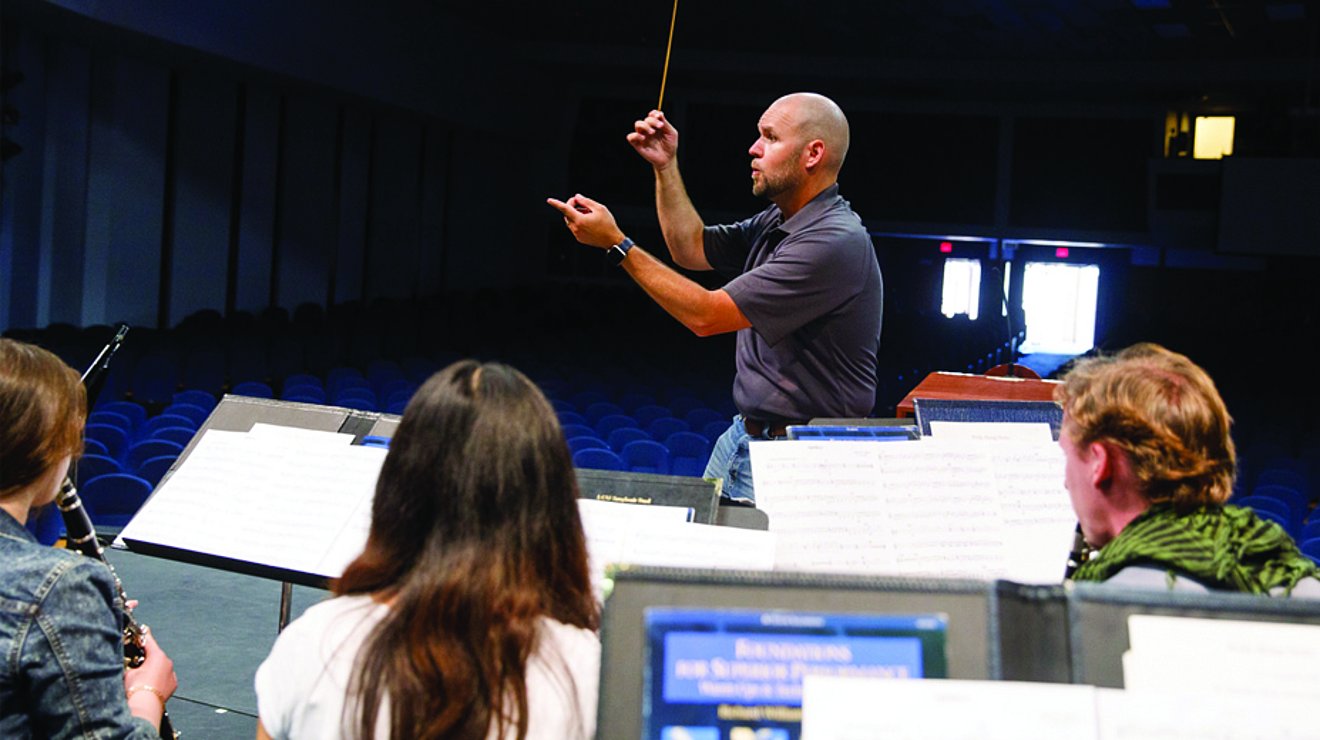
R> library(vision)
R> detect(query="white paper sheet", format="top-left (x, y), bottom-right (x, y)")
top-left (801, 676), bottom-right (1098, 740)
top-left (1095, 687), bottom-right (1315, 740)
top-left (751, 438), bottom-right (1075, 583)
top-left (1123, 615), bottom-right (1320, 698)
top-left (577, 499), bottom-right (775, 597)
top-left (119, 428), bottom-right (387, 578)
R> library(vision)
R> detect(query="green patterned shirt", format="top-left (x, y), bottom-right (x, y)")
top-left (1072, 503), bottom-right (1319, 594)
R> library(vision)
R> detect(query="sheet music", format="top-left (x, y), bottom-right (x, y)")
top-left (578, 499), bottom-right (775, 596)
top-left (801, 676), bottom-right (1099, 740)
top-left (1123, 615), bottom-right (1320, 698)
top-left (751, 438), bottom-right (1075, 582)
top-left (119, 428), bottom-right (387, 578)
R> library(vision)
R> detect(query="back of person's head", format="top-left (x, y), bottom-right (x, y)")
top-left (1055, 342), bottom-right (1235, 510)
top-left (335, 359), bottom-right (596, 739)
top-left (775, 92), bottom-right (851, 175)
top-left (0, 339), bottom-right (86, 499)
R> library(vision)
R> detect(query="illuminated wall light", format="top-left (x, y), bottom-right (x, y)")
top-left (1055, 247), bottom-right (1069, 258)
top-left (1193, 116), bottom-right (1235, 160)
top-left (939, 241), bottom-right (953, 253)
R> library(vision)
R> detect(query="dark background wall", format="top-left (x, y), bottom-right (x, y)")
top-left (1, 0), bottom-right (1317, 422)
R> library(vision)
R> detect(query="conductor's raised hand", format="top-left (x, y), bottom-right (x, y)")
top-left (547, 195), bottom-right (626, 250)
top-left (626, 110), bottom-right (678, 170)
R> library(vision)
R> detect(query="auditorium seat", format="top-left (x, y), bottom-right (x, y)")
top-left (160, 402), bottom-right (210, 427)
top-left (231, 380), bottom-right (274, 399)
top-left (1233, 495), bottom-right (1293, 524)
top-left (702, 419), bottom-right (731, 444)
top-left (81, 473), bottom-right (153, 529)
top-left (584, 402), bottom-right (626, 425)
top-left (87, 410), bottom-right (134, 437)
top-left (596, 414), bottom-right (640, 439)
top-left (1300, 538), bottom-right (1320, 566)
top-left (75, 454), bottom-right (124, 489)
top-left (333, 387), bottom-right (378, 407)
top-left (283, 386), bottom-right (327, 404)
top-left (621, 440), bottom-right (670, 475)
top-left (1255, 469), bottom-right (1311, 500)
top-left (84, 423), bottom-right (129, 461)
top-left (569, 436), bottom-right (610, 456)
top-left (667, 396), bottom-right (705, 420)
top-left (282, 373), bottom-right (323, 393)
top-left (633, 404), bottom-right (672, 428)
top-left (557, 411), bottom-right (588, 428)
top-left (139, 413), bottom-right (198, 438)
top-left (684, 407), bottom-right (726, 433)
top-left (94, 401), bottom-right (147, 431)
top-left (608, 427), bottom-right (651, 453)
top-left (135, 454), bottom-right (178, 487)
top-left (666, 432), bottom-right (712, 477)
top-left (83, 438), bottom-right (110, 457)
top-left (573, 447), bottom-right (626, 471)
top-left (126, 439), bottom-right (184, 471)
top-left (1251, 484), bottom-right (1309, 524)
top-left (336, 397), bottom-right (377, 412)
top-left (1299, 520), bottom-right (1320, 544)
top-left (172, 389), bottom-right (218, 411)
top-left (647, 417), bottom-right (689, 441)
top-left (384, 390), bottom-right (413, 415)
top-left (1246, 506), bottom-right (1294, 536)
top-left (561, 423), bottom-right (597, 440)
top-left (150, 426), bottom-right (196, 448)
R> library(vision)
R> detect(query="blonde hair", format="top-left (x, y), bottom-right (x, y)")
top-left (1055, 343), bottom-right (1236, 510)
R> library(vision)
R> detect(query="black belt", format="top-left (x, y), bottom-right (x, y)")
top-left (743, 418), bottom-right (805, 439)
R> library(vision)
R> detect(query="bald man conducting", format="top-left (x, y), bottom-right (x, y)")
top-left (549, 93), bottom-right (882, 502)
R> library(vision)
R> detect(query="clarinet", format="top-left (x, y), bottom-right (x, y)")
top-left (57, 478), bottom-right (179, 739)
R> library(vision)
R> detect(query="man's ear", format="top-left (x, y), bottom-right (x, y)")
top-left (802, 139), bottom-right (826, 170)
top-left (1090, 441), bottom-right (1116, 489)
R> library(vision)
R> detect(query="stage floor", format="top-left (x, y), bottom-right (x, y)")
top-left (107, 545), bottom-right (330, 739)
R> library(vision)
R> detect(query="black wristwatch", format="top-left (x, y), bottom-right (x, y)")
top-left (606, 237), bottom-right (635, 266)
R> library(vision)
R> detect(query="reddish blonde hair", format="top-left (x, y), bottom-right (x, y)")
top-left (1055, 343), bottom-right (1236, 510)
top-left (0, 339), bottom-right (86, 499)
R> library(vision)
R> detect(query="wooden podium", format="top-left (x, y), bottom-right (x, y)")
top-left (895, 371), bottom-right (1060, 418)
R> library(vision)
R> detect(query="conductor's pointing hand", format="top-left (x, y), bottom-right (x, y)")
top-left (547, 194), bottom-right (625, 250)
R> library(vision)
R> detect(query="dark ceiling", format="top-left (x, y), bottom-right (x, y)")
top-left (449, 0), bottom-right (1316, 62)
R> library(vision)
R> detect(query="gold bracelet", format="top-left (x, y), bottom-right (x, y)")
top-left (126, 684), bottom-right (167, 706)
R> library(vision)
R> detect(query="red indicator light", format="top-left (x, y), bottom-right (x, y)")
top-left (939, 241), bottom-right (953, 253)
top-left (1055, 247), bottom-right (1069, 258)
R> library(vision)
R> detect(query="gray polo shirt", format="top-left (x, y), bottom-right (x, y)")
top-left (704, 184), bottom-right (883, 421)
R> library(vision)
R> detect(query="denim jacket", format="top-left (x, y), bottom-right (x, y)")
top-left (0, 509), bottom-right (158, 738)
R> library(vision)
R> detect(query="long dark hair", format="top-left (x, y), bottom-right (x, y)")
top-left (334, 360), bottom-right (598, 739)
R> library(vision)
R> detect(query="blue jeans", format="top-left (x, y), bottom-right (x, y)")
top-left (703, 416), bottom-right (763, 504)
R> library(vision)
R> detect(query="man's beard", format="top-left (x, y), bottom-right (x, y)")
top-left (752, 169), bottom-right (797, 200)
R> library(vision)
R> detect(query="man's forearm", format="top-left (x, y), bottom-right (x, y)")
top-left (654, 162), bottom-right (708, 270)
top-left (621, 243), bottom-right (746, 337)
